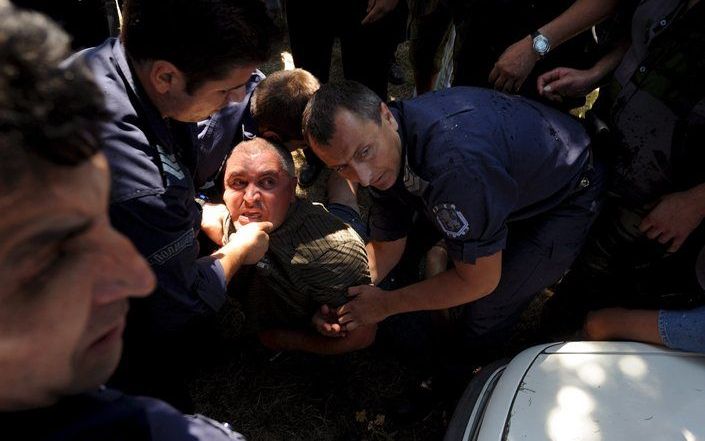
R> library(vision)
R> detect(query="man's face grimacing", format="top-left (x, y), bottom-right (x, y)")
top-left (309, 103), bottom-right (402, 191)
top-left (223, 141), bottom-right (298, 231)
top-left (0, 154), bottom-right (155, 411)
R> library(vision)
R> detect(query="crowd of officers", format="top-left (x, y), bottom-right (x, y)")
top-left (0, 0), bottom-right (703, 439)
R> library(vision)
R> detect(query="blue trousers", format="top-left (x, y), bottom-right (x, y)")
top-left (458, 160), bottom-right (607, 352)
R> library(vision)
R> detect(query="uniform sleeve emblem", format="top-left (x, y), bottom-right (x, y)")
top-left (432, 203), bottom-right (470, 239)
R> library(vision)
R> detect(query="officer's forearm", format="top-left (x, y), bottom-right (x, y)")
top-left (584, 308), bottom-right (661, 344)
top-left (587, 38), bottom-right (630, 84)
top-left (539, 0), bottom-right (619, 49)
top-left (367, 238), bottom-right (406, 284)
top-left (382, 252), bottom-right (502, 315)
top-left (212, 241), bottom-right (247, 282)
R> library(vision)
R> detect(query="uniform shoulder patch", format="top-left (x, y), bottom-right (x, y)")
top-left (432, 203), bottom-right (470, 239)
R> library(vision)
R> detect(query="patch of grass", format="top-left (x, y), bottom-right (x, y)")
top-left (190, 300), bottom-right (449, 441)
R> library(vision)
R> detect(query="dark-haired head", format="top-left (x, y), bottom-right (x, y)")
top-left (302, 81), bottom-right (402, 191)
top-left (302, 80), bottom-right (382, 146)
top-left (0, 4), bottom-right (156, 411)
top-left (0, 4), bottom-right (107, 191)
top-left (122, 0), bottom-right (281, 94)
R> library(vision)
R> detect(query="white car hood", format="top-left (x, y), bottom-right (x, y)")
top-left (479, 342), bottom-right (705, 441)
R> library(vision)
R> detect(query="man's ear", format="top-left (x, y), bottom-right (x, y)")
top-left (260, 130), bottom-right (282, 143)
top-left (380, 102), bottom-right (398, 131)
top-left (290, 176), bottom-right (299, 201)
top-left (149, 60), bottom-right (185, 95)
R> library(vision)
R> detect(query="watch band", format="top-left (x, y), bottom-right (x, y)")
top-left (531, 31), bottom-right (551, 57)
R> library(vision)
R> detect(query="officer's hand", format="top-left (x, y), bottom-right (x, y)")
top-left (336, 284), bottom-right (389, 331)
top-left (537, 67), bottom-right (599, 102)
top-left (489, 35), bottom-right (539, 93)
top-left (640, 189), bottom-right (705, 253)
top-left (312, 305), bottom-right (347, 338)
top-left (228, 221), bottom-right (273, 264)
top-left (201, 202), bottom-right (229, 246)
top-left (361, 0), bottom-right (399, 25)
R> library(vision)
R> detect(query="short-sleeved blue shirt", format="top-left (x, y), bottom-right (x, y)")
top-left (370, 87), bottom-right (591, 263)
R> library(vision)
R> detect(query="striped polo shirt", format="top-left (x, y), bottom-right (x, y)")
top-left (223, 199), bottom-right (370, 330)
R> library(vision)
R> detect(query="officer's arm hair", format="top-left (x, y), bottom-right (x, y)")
top-left (302, 80), bottom-right (383, 146)
top-left (251, 68), bottom-right (320, 142)
top-left (0, 4), bottom-right (107, 192)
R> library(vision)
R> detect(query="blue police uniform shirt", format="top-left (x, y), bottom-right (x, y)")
top-left (0, 387), bottom-right (245, 441)
top-left (371, 87), bottom-right (591, 263)
top-left (74, 38), bottom-right (227, 332)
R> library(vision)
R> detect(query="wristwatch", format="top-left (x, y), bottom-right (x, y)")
top-left (531, 31), bottom-right (551, 57)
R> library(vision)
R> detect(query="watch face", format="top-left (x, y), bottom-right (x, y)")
top-left (533, 35), bottom-right (550, 55)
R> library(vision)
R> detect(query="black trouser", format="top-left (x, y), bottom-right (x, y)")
top-left (285, 0), bottom-right (405, 100)
top-left (448, 0), bottom-right (600, 104)
top-left (109, 304), bottom-right (223, 413)
top-left (545, 196), bottom-right (705, 333)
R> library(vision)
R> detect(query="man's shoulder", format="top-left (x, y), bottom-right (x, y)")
top-left (299, 201), bottom-right (364, 243)
top-left (287, 200), bottom-right (345, 230)
top-left (73, 39), bottom-right (133, 115)
top-left (280, 201), bottom-right (367, 263)
top-left (131, 395), bottom-right (244, 440)
top-left (93, 389), bottom-right (243, 440)
top-left (0, 388), bottom-right (240, 441)
top-left (72, 38), bottom-right (117, 73)
top-left (71, 39), bottom-right (165, 203)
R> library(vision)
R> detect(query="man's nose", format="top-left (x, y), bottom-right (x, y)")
top-left (93, 226), bottom-right (156, 306)
top-left (243, 184), bottom-right (261, 203)
top-left (350, 163), bottom-right (372, 187)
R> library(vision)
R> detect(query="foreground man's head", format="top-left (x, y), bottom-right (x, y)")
top-left (0, 5), bottom-right (155, 411)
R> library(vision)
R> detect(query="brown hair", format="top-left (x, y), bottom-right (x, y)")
top-left (250, 69), bottom-right (320, 142)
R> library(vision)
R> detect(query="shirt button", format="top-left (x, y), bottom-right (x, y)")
top-left (659, 19), bottom-right (667, 26)
top-left (639, 66), bottom-right (647, 73)
top-left (580, 177), bottom-right (590, 188)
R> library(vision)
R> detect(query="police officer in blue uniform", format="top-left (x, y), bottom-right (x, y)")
top-left (0, 4), bottom-right (245, 439)
top-left (195, 71), bottom-right (264, 198)
top-left (73, 0), bottom-right (278, 408)
top-left (304, 81), bottom-right (605, 357)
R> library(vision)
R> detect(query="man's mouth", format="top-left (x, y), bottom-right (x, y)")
top-left (88, 318), bottom-right (125, 352)
top-left (239, 211), bottom-right (264, 222)
top-left (371, 172), bottom-right (387, 188)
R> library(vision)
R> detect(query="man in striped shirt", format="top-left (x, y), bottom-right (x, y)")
top-left (221, 138), bottom-right (376, 354)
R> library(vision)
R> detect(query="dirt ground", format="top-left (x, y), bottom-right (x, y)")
top-left (188, 38), bottom-right (555, 441)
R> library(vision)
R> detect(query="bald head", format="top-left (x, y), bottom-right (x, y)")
top-left (228, 137), bottom-right (295, 178)
top-left (223, 137), bottom-right (298, 230)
